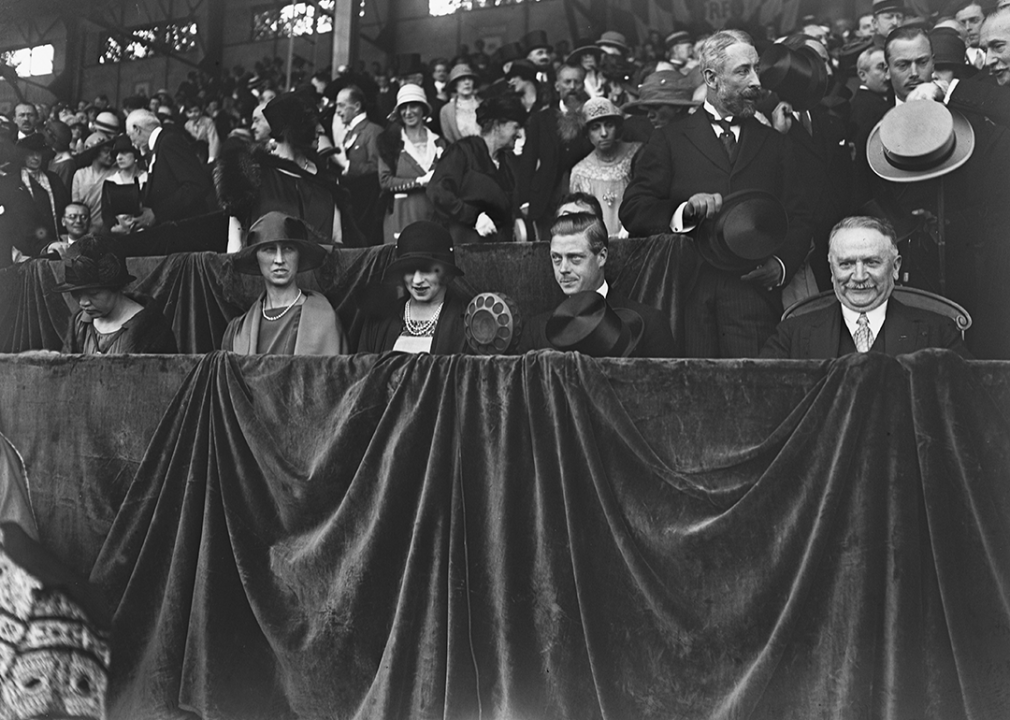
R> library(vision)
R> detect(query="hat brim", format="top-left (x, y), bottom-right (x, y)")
top-left (52, 275), bottom-right (137, 294)
top-left (382, 253), bottom-right (464, 282)
top-left (232, 238), bottom-right (328, 275)
top-left (622, 97), bottom-right (701, 111)
top-left (867, 108), bottom-right (975, 183)
top-left (566, 45), bottom-right (603, 64)
top-left (611, 308), bottom-right (644, 357)
top-left (695, 189), bottom-right (788, 273)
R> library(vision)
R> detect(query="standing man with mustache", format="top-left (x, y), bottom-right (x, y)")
top-left (620, 30), bottom-right (812, 358)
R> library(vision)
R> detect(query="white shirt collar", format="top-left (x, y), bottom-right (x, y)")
top-left (841, 300), bottom-right (888, 343)
top-left (895, 95), bottom-right (905, 106)
top-left (702, 100), bottom-right (740, 140)
top-left (148, 126), bottom-right (163, 152)
top-left (347, 112), bottom-right (367, 132)
top-left (596, 280), bottom-right (609, 298)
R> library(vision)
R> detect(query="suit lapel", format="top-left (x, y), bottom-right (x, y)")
top-left (682, 112), bottom-right (732, 174)
top-left (805, 304), bottom-right (842, 358)
top-left (883, 299), bottom-right (921, 355)
top-left (732, 119), bottom-right (768, 176)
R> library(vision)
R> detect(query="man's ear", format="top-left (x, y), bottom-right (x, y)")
top-left (893, 254), bottom-right (902, 278)
top-left (597, 245), bottom-right (608, 268)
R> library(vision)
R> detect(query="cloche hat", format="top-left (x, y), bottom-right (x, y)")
top-left (232, 212), bottom-right (328, 275)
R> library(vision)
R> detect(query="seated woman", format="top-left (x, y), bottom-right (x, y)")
top-left (101, 135), bottom-right (148, 234)
top-left (55, 235), bottom-right (178, 354)
top-left (569, 97), bottom-right (640, 237)
top-left (223, 212), bottom-right (348, 355)
top-left (357, 221), bottom-right (468, 354)
top-left (426, 94), bottom-right (527, 244)
top-left (377, 84), bottom-right (447, 244)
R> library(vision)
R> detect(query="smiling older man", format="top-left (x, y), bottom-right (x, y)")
top-left (760, 216), bottom-right (969, 359)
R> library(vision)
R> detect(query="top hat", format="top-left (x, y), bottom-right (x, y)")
top-left (394, 83), bottom-right (431, 116)
top-left (15, 132), bottom-right (48, 153)
top-left (382, 220), bottom-right (464, 281)
top-left (464, 292), bottom-right (523, 354)
top-left (447, 63), bottom-right (478, 89)
top-left (872, 0), bottom-right (906, 14)
top-left (43, 119), bottom-right (71, 152)
top-left (759, 44), bottom-right (829, 111)
top-left (395, 53), bottom-right (426, 77)
top-left (232, 212), bottom-right (328, 275)
top-left (867, 101), bottom-right (975, 183)
top-left (695, 190), bottom-right (789, 273)
top-left (566, 38), bottom-right (604, 65)
top-left (665, 30), bottom-right (692, 48)
top-left (930, 27), bottom-right (976, 76)
top-left (597, 31), bottom-right (630, 53)
top-left (622, 71), bottom-right (701, 111)
top-left (522, 30), bottom-right (552, 54)
top-left (545, 291), bottom-right (644, 357)
top-left (582, 97), bottom-right (624, 125)
top-left (52, 236), bottom-right (136, 293)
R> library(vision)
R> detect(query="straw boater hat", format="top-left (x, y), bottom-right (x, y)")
top-left (382, 221), bottom-right (464, 281)
top-left (93, 110), bottom-right (120, 136)
top-left (867, 101), bottom-right (975, 183)
top-left (52, 236), bottom-right (136, 293)
top-left (622, 71), bottom-right (701, 112)
top-left (582, 97), bottom-right (624, 125)
top-left (394, 83), bottom-right (430, 116)
top-left (546, 291), bottom-right (644, 357)
top-left (233, 212), bottom-right (328, 275)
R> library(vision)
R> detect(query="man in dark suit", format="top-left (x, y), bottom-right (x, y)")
top-left (849, 46), bottom-right (892, 207)
top-left (760, 216), bottom-right (968, 359)
top-left (125, 109), bottom-right (212, 227)
top-left (333, 85), bottom-right (383, 245)
top-left (518, 212), bottom-right (676, 357)
top-left (619, 29), bottom-right (813, 358)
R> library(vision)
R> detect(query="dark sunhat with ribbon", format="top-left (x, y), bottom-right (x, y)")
top-left (382, 220), bottom-right (464, 282)
top-left (545, 291), bottom-right (644, 358)
top-left (52, 236), bottom-right (136, 293)
top-left (867, 101), bottom-right (975, 183)
top-left (232, 211), bottom-right (328, 275)
top-left (694, 190), bottom-right (789, 274)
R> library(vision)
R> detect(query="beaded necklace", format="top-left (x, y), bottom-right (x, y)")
top-left (262, 290), bottom-right (303, 321)
top-left (403, 300), bottom-right (444, 337)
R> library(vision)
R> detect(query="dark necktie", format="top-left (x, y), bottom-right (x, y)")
top-left (708, 113), bottom-right (738, 159)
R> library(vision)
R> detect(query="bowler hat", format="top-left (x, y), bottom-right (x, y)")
top-left (52, 236), bottom-right (136, 293)
top-left (545, 291), bottom-right (643, 357)
top-left (566, 38), bottom-right (604, 65)
top-left (15, 133), bottom-right (48, 153)
top-left (695, 190), bottom-right (789, 273)
top-left (867, 101), bottom-right (975, 183)
top-left (597, 31), bottom-right (630, 54)
top-left (464, 292), bottom-right (522, 354)
top-left (233, 212), bottom-right (328, 275)
top-left (759, 43), bottom-right (829, 111)
top-left (622, 71), bottom-right (700, 111)
top-left (382, 220), bottom-right (464, 281)
top-left (522, 30), bottom-right (552, 54)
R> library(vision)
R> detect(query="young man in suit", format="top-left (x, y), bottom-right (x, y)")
top-left (619, 29), bottom-right (813, 358)
top-left (760, 216), bottom-right (968, 359)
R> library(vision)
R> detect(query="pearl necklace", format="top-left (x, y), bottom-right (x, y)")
top-left (403, 300), bottom-right (443, 336)
top-left (261, 290), bottom-right (303, 321)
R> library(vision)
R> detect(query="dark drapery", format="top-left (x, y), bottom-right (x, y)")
top-left (0, 236), bottom-right (696, 354)
top-left (2, 351), bottom-right (1007, 720)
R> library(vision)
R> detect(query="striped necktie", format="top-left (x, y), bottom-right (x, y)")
top-left (854, 312), bottom-right (873, 352)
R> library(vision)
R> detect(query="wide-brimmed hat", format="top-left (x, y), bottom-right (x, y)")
top-left (623, 71), bottom-right (701, 111)
top-left (582, 97), bottom-right (623, 125)
top-left (52, 237), bottom-right (136, 293)
top-left (15, 132), bottom-right (48, 153)
top-left (93, 110), bottom-right (121, 135)
top-left (382, 220), bottom-right (464, 281)
top-left (464, 292), bottom-right (522, 353)
top-left (665, 30), bottom-right (692, 48)
top-left (505, 59), bottom-right (539, 83)
top-left (232, 212), bottom-right (328, 275)
top-left (867, 101), bottom-right (975, 183)
top-left (43, 119), bottom-right (71, 152)
top-left (546, 291), bottom-right (644, 357)
top-left (394, 84), bottom-right (430, 115)
top-left (872, 0), bottom-right (905, 14)
top-left (522, 30), bottom-right (552, 54)
top-left (566, 38), bottom-right (604, 65)
top-left (597, 31), bottom-right (630, 53)
top-left (447, 63), bottom-right (478, 89)
top-left (695, 190), bottom-right (789, 273)
top-left (111, 134), bottom-right (140, 156)
top-left (758, 44), bottom-right (829, 111)
top-left (930, 27), bottom-right (977, 77)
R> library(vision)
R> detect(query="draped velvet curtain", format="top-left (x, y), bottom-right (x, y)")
top-left (0, 237), bottom-right (696, 354)
top-left (1, 351), bottom-right (1007, 720)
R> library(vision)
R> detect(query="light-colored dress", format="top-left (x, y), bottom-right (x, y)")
top-left (569, 141), bottom-right (641, 237)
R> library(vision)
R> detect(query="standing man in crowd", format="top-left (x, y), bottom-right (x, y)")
top-left (620, 30), bottom-right (811, 358)
top-left (872, 0), bottom-right (906, 47)
top-left (333, 85), bottom-right (383, 245)
top-left (13, 102), bottom-right (38, 140)
top-left (955, 1), bottom-right (987, 69)
top-left (850, 46), bottom-right (892, 206)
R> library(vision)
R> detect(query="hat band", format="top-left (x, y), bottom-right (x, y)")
top-left (883, 133), bottom-right (957, 172)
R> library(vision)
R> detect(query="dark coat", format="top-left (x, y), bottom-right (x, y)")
top-left (516, 106), bottom-right (593, 223)
top-left (759, 298), bottom-right (969, 359)
top-left (848, 87), bottom-right (892, 207)
top-left (341, 118), bottom-right (384, 245)
top-left (518, 290), bottom-right (676, 358)
top-left (426, 135), bottom-right (517, 244)
top-left (948, 76), bottom-right (1010, 128)
top-left (144, 126), bottom-right (213, 223)
top-left (63, 295), bottom-right (178, 354)
top-left (356, 291), bottom-right (469, 354)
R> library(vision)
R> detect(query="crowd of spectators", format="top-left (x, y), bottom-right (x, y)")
top-left (1, 0), bottom-right (1008, 361)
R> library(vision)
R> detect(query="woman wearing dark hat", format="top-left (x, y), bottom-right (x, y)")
top-left (377, 84), bottom-right (447, 244)
top-left (43, 119), bottom-right (75, 193)
top-left (426, 93), bottom-right (527, 244)
top-left (357, 220), bottom-right (469, 354)
top-left (14, 133), bottom-right (70, 255)
top-left (440, 63), bottom-right (482, 143)
top-left (222, 211), bottom-right (348, 355)
top-left (56, 235), bottom-right (177, 354)
top-left (101, 135), bottom-right (147, 234)
top-left (215, 92), bottom-right (363, 253)
top-left (505, 59), bottom-right (542, 112)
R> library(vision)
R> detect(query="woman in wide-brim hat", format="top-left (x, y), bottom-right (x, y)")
top-left (440, 64), bottom-right (482, 143)
top-left (55, 235), bottom-right (177, 354)
top-left (356, 220), bottom-right (470, 354)
top-left (101, 134), bottom-right (148, 234)
top-left (378, 84), bottom-right (448, 244)
top-left (223, 211), bottom-right (347, 355)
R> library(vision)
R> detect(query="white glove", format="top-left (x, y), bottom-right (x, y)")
top-left (475, 212), bottom-right (497, 237)
top-left (417, 169), bottom-right (434, 186)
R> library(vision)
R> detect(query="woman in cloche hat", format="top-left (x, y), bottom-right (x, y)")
top-left (440, 63), bottom-right (482, 143)
top-left (377, 84), bottom-right (447, 244)
top-left (357, 220), bottom-right (469, 354)
top-left (55, 235), bottom-right (177, 354)
top-left (222, 211), bottom-right (348, 355)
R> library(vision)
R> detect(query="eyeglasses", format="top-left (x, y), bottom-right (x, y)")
top-left (64, 214), bottom-right (89, 221)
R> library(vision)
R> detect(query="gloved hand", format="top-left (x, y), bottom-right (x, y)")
top-left (475, 212), bottom-right (497, 237)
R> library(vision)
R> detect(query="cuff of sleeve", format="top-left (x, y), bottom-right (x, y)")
top-left (670, 202), bottom-right (697, 234)
top-left (943, 78), bottom-right (959, 105)
top-left (773, 256), bottom-right (787, 287)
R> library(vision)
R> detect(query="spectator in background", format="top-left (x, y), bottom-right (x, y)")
top-left (184, 101), bottom-right (221, 164)
top-left (41, 201), bottom-right (91, 258)
top-left (506, 59), bottom-right (542, 112)
top-left (101, 135), bottom-right (148, 234)
top-left (12, 133), bottom-right (70, 256)
top-left (440, 63), bottom-right (481, 143)
top-left (13, 102), bottom-right (38, 140)
top-left (72, 132), bottom-right (116, 234)
top-left (43, 119), bottom-right (75, 193)
top-left (332, 85), bottom-right (384, 244)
